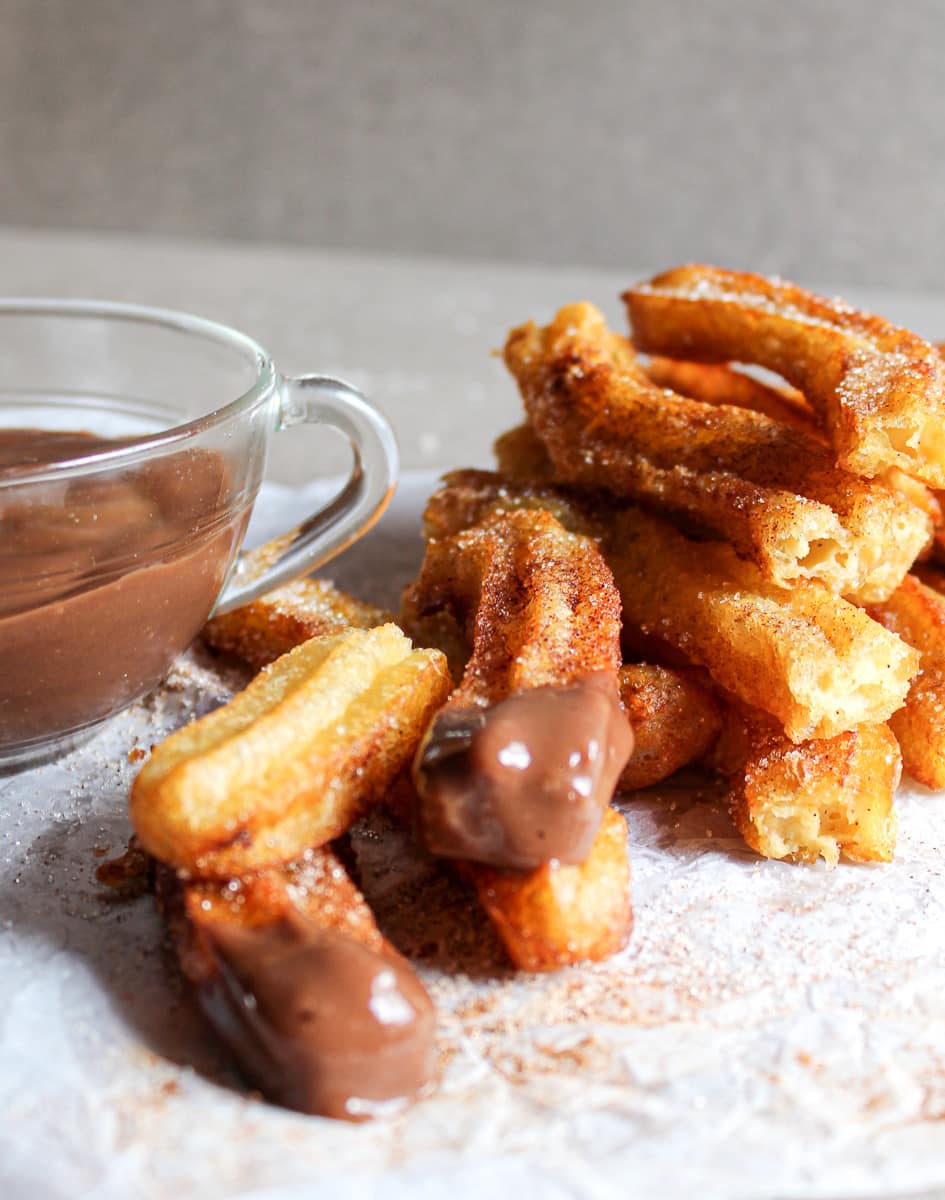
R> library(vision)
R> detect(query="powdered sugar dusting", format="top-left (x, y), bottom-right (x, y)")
top-left (2, 478), bottom-right (945, 1199)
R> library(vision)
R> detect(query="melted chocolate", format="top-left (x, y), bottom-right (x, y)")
top-left (0, 428), bottom-right (246, 749)
top-left (414, 673), bottom-right (633, 870)
top-left (201, 912), bottom-right (436, 1120)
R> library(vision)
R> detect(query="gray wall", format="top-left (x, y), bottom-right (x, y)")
top-left (1, 0), bottom-right (943, 288)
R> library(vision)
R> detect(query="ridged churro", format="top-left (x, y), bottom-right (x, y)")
top-left (405, 508), bottom-right (633, 966)
top-left (203, 577), bottom-right (391, 670)
top-left (407, 509), bottom-right (629, 867)
top-left (708, 706), bottom-right (900, 865)
top-left (604, 506), bottom-right (918, 742)
top-left (618, 664), bottom-right (722, 790)
top-left (504, 301), bottom-right (930, 602)
top-left (867, 573), bottom-right (945, 789)
top-left (131, 624), bottom-right (450, 877)
top-left (626, 264), bottom-right (945, 487)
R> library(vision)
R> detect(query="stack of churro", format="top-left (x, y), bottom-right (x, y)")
top-left (118, 265), bottom-right (945, 1122)
top-left (491, 265), bottom-right (945, 861)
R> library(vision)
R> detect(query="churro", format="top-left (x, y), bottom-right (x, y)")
top-left (158, 848), bottom-right (436, 1120)
top-left (604, 506), bottom-right (918, 742)
top-left (203, 577), bottom-right (391, 670)
top-left (131, 624), bottom-right (450, 877)
top-left (407, 509), bottom-right (629, 868)
top-left (708, 706), bottom-right (900, 865)
top-left (867, 573), bottom-right (945, 789)
top-left (618, 664), bottom-right (722, 791)
top-left (504, 301), bottom-right (930, 602)
top-left (403, 508), bottom-right (633, 967)
top-left (625, 264), bottom-right (945, 486)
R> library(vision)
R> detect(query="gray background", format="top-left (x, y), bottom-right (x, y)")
top-left (0, 0), bottom-right (943, 288)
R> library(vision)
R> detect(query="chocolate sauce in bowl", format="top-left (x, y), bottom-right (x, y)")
top-left (201, 913), bottom-right (437, 1120)
top-left (414, 672), bottom-right (633, 870)
top-left (0, 428), bottom-right (246, 750)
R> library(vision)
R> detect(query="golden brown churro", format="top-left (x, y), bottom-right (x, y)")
top-left (626, 264), bottom-right (945, 486)
top-left (405, 508), bottom-right (633, 967)
top-left (604, 506), bottom-right (918, 742)
top-left (504, 301), bottom-right (930, 602)
top-left (617, 664), bottom-right (722, 791)
top-left (203, 577), bottom-right (391, 670)
top-left (708, 706), bottom-right (900, 865)
top-left (131, 624), bottom-right (450, 877)
top-left (867, 573), bottom-right (945, 789)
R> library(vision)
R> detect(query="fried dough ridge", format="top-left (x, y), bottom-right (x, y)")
top-left (504, 301), bottom-right (930, 602)
top-left (603, 506), bottom-right (918, 742)
top-left (626, 264), bottom-right (945, 487)
top-left (131, 625), bottom-right (451, 876)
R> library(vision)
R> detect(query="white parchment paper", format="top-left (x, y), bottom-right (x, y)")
top-left (2, 475), bottom-right (945, 1200)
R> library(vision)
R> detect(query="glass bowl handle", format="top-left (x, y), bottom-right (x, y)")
top-left (213, 374), bottom-right (398, 615)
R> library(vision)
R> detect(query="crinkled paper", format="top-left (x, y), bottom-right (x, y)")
top-left (2, 476), bottom-right (944, 1200)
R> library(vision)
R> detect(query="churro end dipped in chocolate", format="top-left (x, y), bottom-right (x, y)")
top-left (160, 852), bottom-right (436, 1121)
top-left (414, 673), bottom-right (632, 870)
top-left (201, 914), bottom-right (435, 1121)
